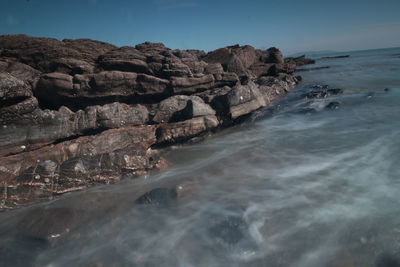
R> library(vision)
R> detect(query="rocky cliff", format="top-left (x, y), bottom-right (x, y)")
top-left (0, 34), bottom-right (303, 209)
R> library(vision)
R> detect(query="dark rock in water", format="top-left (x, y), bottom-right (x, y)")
top-left (296, 66), bottom-right (330, 72)
top-left (284, 55), bottom-right (316, 66)
top-left (375, 253), bottom-right (400, 267)
top-left (311, 84), bottom-right (329, 89)
top-left (173, 180), bottom-right (200, 200)
top-left (0, 34), bottom-right (298, 210)
top-left (135, 188), bottom-right (177, 206)
top-left (208, 215), bottom-right (246, 247)
top-left (325, 101), bottom-right (340, 109)
top-left (295, 75), bottom-right (302, 82)
top-left (320, 55), bottom-right (350, 59)
top-left (302, 88), bottom-right (343, 99)
top-left (17, 207), bottom-right (81, 245)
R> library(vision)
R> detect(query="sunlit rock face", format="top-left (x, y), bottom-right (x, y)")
top-left (0, 34), bottom-right (308, 209)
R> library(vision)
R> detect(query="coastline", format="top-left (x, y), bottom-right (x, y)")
top-left (0, 34), bottom-right (309, 210)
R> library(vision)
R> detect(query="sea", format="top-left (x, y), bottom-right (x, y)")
top-left (1, 47), bottom-right (400, 267)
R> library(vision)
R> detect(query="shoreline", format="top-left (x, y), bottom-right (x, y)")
top-left (0, 35), bottom-right (310, 210)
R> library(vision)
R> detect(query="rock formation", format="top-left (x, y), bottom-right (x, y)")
top-left (0, 34), bottom-right (308, 209)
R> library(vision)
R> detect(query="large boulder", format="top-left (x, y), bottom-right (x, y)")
top-left (284, 55), bottom-right (316, 66)
top-left (0, 72), bottom-right (32, 105)
top-left (156, 115), bottom-right (219, 143)
top-left (0, 59), bottom-right (41, 87)
top-left (266, 47), bottom-right (284, 63)
top-left (153, 95), bottom-right (215, 123)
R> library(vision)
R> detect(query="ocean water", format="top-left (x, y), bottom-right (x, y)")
top-left (1, 47), bottom-right (400, 267)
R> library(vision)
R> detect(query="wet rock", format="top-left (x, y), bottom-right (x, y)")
top-left (320, 55), bottom-right (350, 59)
top-left (208, 215), bottom-right (246, 247)
top-left (156, 115), bottom-right (219, 144)
top-left (295, 75), bottom-right (303, 82)
top-left (284, 55), bottom-right (316, 66)
top-left (311, 84), bottom-right (329, 89)
top-left (135, 188), bottom-right (177, 206)
top-left (173, 180), bottom-right (200, 199)
top-left (302, 88), bottom-right (343, 99)
top-left (17, 207), bottom-right (81, 245)
top-left (325, 101), bottom-right (340, 109)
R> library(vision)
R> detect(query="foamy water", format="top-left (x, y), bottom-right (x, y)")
top-left (1, 47), bottom-right (400, 267)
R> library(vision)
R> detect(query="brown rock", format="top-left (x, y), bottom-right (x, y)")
top-left (171, 74), bottom-right (215, 94)
top-left (98, 46), bottom-right (150, 73)
top-left (266, 47), bottom-right (284, 63)
top-left (153, 95), bottom-right (215, 123)
top-left (0, 125), bottom-right (157, 180)
top-left (0, 72), bottom-right (32, 106)
top-left (135, 74), bottom-right (170, 95)
top-left (18, 207), bottom-right (81, 245)
top-left (0, 34), bottom-right (115, 73)
top-left (156, 115), bottom-right (219, 143)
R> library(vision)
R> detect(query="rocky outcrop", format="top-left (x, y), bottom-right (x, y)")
top-left (0, 34), bottom-right (300, 210)
top-left (284, 55), bottom-right (316, 67)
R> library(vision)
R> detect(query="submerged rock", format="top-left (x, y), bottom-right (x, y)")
top-left (325, 101), bottom-right (340, 109)
top-left (302, 88), bottom-right (343, 99)
top-left (17, 207), bottom-right (81, 245)
top-left (135, 188), bottom-right (177, 206)
top-left (208, 216), bottom-right (246, 246)
top-left (284, 55), bottom-right (316, 66)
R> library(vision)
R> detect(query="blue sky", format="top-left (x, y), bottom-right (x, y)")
top-left (1, 0), bottom-right (399, 55)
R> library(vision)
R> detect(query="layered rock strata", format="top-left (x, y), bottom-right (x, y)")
top-left (0, 35), bottom-right (306, 209)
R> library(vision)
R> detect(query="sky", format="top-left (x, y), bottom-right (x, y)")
top-left (1, 0), bottom-right (399, 55)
